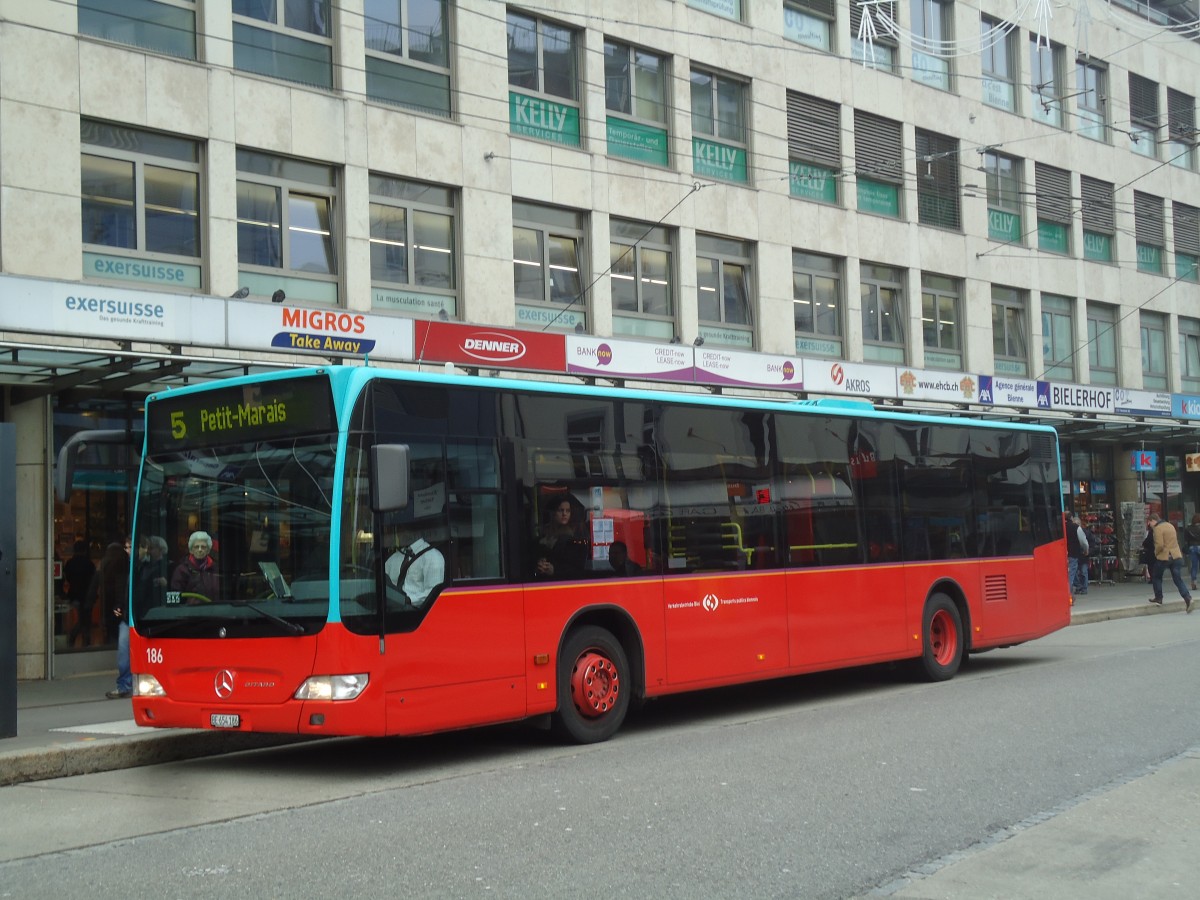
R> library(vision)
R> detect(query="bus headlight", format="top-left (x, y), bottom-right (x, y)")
top-left (294, 674), bottom-right (369, 701)
top-left (135, 674), bottom-right (165, 697)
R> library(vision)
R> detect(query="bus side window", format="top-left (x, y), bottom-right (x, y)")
top-left (447, 439), bottom-right (502, 581)
top-left (452, 493), bottom-right (502, 579)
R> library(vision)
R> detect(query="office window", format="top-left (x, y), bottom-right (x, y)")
top-left (236, 149), bottom-right (338, 305)
top-left (1075, 58), bottom-right (1108, 142)
top-left (369, 175), bottom-right (456, 318)
top-left (787, 92), bottom-right (840, 204)
top-left (850, 1), bottom-right (896, 71)
top-left (1029, 38), bottom-right (1065, 128)
top-left (512, 201), bottom-right (586, 332)
top-left (1181, 317), bottom-right (1200, 393)
top-left (1129, 73), bottom-right (1159, 158)
top-left (1168, 88), bottom-right (1196, 171)
top-left (992, 286), bottom-right (1028, 376)
top-left (507, 10), bottom-right (577, 99)
top-left (690, 68), bottom-right (748, 183)
top-left (915, 129), bottom-right (960, 230)
top-left (784, 0), bottom-right (835, 52)
top-left (855, 111), bottom-right (903, 217)
top-left (687, 0), bottom-right (743, 21)
top-left (604, 40), bottom-right (669, 166)
top-left (1140, 312), bottom-right (1168, 389)
top-left (1041, 294), bottom-right (1074, 382)
top-left (1135, 191), bottom-right (1165, 275)
top-left (233, 0), bottom-right (332, 89)
top-left (912, 0), bottom-right (952, 90)
top-left (78, 0), bottom-right (196, 59)
top-left (793, 251), bottom-right (842, 357)
top-left (507, 11), bottom-right (581, 145)
top-left (1081, 176), bottom-right (1115, 263)
top-left (80, 121), bottom-right (202, 290)
top-left (1175, 202), bottom-right (1200, 283)
top-left (980, 16), bottom-right (1015, 111)
top-left (983, 150), bottom-right (1022, 243)
top-left (921, 274), bottom-right (961, 370)
top-left (861, 263), bottom-right (906, 364)
top-left (610, 219), bottom-right (674, 340)
top-left (1086, 302), bottom-right (1118, 386)
top-left (696, 235), bottom-right (754, 348)
top-left (364, 0), bottom-right (451, 117)
top-left (1035, 163), bottom-right (1071, 255)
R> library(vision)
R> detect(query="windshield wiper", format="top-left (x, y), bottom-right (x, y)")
top-left (229, 599), bottom-right (305, 635)
top-left (141, 616), bottom-right (225, 638)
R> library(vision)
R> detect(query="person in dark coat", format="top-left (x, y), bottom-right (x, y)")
top-left (133, 535), bottom-right (170, 619)
top-left (534, 498), bottom-right (588, 579)
top-left (64, 540), bottom-right (97, 648)
top-left (170, 530), bottom-right (219, 601)
top-left (90, 542), bottom-right (131, 698)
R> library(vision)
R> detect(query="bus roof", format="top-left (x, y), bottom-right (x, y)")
top-left (146, 364), bottom-right (1059, 438)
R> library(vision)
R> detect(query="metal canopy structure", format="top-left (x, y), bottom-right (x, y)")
top-left (0, 341), bottom-right (298, 405)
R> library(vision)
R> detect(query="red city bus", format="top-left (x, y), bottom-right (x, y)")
top-left (129, 366), bottom-right (1069, 743)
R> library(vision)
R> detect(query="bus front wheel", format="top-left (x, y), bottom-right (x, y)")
top-left (918, 593), bottom-right (963, 682)
top-left (552, 626), bottom-right (630, 744)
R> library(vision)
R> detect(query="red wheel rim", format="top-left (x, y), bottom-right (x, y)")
top-left (929, 609), bottom-right (958, 666)
top-left (570, 650), bottom-right (620, 719)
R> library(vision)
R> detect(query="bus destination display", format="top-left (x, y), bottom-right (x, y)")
top-left (147, 374), bottom-right (338, 452)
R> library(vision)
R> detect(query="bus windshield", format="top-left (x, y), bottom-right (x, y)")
top-left (133, 433), bottom-right (339, 639)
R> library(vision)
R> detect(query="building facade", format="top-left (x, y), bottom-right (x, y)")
top-left (3, 0), bottom-right (1200, 677)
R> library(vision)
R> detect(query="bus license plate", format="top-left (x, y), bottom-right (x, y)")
top-left (210, 713), bottom-right (240, 729)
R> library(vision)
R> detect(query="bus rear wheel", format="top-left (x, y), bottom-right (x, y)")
top-left (917, 593), bottom-right (963, 682)
top-left (552, 626), bottom-right (630, 744)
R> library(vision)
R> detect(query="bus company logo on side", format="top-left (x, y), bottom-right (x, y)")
top-left (702, 593), bottom-right (720, 612)
top-left (461, 332), bottom-right (527, 362)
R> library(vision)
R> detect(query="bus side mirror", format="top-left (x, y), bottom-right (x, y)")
top-left (370, 444), bottom-right (410, 512)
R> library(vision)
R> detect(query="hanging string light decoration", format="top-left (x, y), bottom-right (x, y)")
top-left (852, 0), bottom-right (1200, 67)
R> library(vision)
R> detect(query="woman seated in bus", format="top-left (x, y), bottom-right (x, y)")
top-left (534, 497), bottom-right (589, 580)
top-left (170, 530), bottom-right (219, 603)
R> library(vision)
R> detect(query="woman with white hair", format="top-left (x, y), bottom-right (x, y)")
top-left (169, 530), bottom-right (218, 601)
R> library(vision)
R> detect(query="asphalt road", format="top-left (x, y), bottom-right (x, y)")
top-left (2, 614), bottom-right (1198, 899)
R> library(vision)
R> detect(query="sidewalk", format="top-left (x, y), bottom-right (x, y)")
top-left (1, 670), bottom-right (303, 786)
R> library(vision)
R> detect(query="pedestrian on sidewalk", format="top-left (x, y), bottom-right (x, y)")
top-left (1066, 513), bottom-right (1089, 599)
top-left (1185, 514), bottom-right (1200, 590)
top-left (1147, 513), bottom-right (1193, 613)
top-left (1139, 524), bottom-right (1155, 581)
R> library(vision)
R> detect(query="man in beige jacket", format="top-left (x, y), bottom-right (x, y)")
top-left (1147, 512), bottom-right (1193, 613)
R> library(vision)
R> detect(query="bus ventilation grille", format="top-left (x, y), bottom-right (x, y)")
top-left (1030, 434), bottom-right (1056, 461)
top-left (983, 574), bottom-right (1008, 602)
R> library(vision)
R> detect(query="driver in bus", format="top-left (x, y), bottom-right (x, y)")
top-left (170, 531), bottom-right (219, 603)
top-left (385, 526), bottom-right (445, 607)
